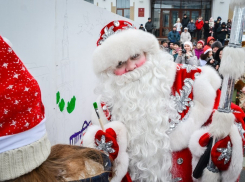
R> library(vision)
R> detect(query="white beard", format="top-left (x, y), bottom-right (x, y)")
top-left (95, 53), bottom-right (178, 182)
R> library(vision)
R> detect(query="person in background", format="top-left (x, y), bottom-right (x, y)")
top-left (187, 19), bottom-right (196, 40)
top-left (227, 19), bottom-right (232, 38)
top-left (168, 26), bottom-right (180, 43)
top-left (195, 16), bottom-right (204, 40)
top-left (180, 27), bottom-right (191, 44)
top-left (194, 40), bottom-right (204, 60)
top-left (181, 14), bottom-right (190, 30)
top-left (217, 22), bottom-right (227, 45)
top-left (160, 39), bottom-right (169, 52)
top-left (214, 47), bottom-right (224, 71)
top-left (206, 36), bottom-right (215, 48)
top-left (211, 41), bottom-right (222, 57)
top-left (145, 18), bottom-right (154, 34)
top-left (139, 24), bottom-right (145, 31)
top-left (213, 17), bottom-right (221, 39)
top-left (170, 42), bottom-right (180, 61)
top-left (209, 17), bottom-right (214, 37)
top-left (203, 20), bottom-right (210, 44)
top-left (193, 42), bottom-right (197, 50)
top-left (200, 46), bottom-right (215, 67)
top-left (176, 41), bottom-right (199, 66)
top-left (174, 18), bottom-right (182, 35)
top-left (168, 41), bottom-right (174, 52)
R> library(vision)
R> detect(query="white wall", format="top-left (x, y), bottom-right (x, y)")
top-left (94, 0), bottom-right (116, 11)
top-left (212, 0), bottom-right (231, 22)
top-left (133, 0), bottom-right (151, 26)
top-left (0, 0), bottom-right (135, 145)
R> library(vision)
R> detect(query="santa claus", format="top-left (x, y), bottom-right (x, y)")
top-left (83, 20), bottom-right (245, 182)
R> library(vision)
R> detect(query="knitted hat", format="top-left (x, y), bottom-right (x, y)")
top-left (197, 40), bottom-right (205, 47)
top-left (93, 20), bottom-right (159, 75)
top-left (184, 27), bottom-right (188, 30)
top-left (211, 41), bottom-right (223, 49)
top-left (203, 45), bottom-right (212, 54)
top-left (184, 41), bottom-right (193, 50)
top-left (0, 36), bottom-right (51, 181)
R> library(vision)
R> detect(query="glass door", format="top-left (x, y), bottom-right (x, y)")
top-left (161, 10), bottom-right (170, 37)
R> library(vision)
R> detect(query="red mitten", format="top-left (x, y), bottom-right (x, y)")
top-left (211, 136), bottom-right (232, 171)
top-left (199, 133), bottom-right (211, 147)
top-left (95, 128), bottom-right (119, 160)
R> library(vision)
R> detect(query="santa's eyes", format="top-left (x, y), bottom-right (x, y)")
top-left (116, 61), bottom-right (125, 68)
top-left (131, 54), bottom-right (140, 59)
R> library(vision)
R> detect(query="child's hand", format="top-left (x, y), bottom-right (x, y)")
top-left (215, 65), bottom-right (219, 70)
top-left (210, 59), bottom-right (214, 64)
top-left (172, 50), bottom-right (176, 55)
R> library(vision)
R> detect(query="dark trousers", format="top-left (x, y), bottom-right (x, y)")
top-left (196, 29), bottom-right (202, 40)
top-left (190, 32), bottom-right (195, 40)
top-left (218, 39), bottom-right (225, 46)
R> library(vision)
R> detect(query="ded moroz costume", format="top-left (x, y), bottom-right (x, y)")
top-left (83, 17), bottom-right (245, 182)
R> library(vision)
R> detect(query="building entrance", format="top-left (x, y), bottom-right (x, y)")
top-left (152, 0), bottom-right (211, 38)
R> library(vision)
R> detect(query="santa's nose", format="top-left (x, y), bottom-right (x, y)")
top-left (125, 59), bottom-right (136, 72)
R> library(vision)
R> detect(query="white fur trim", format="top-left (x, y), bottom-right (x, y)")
top-left (204, 48), bottom-right (212, 54)
top-left (230, 0), bottom-right (245, 9)
top-left (201, 168), bottom-right (221, 182)
top-left (91, 95), bottom-right (109, 126)
top-left (209, 111), bottom-right (234, 139)
top-left (93, 29), bottom-right (160, 75)
top-left (3, 37), bottom-right (13, 48)
top-left (169, 66), bottom-right (221, 151)
top-left (83, 121), bottom-right (129, 182)
top-left (219, 47), bottom-right (245, 79)
top-left (104, 121), bottom-right (128, 182)
top-left (184, 41), bottom-right (193, 50)
top-left (189, 127), bottom-right (209, 158)
top-left (82, 125), bottom-right (101, 148)
top-left (221, 124), bottom-right (243, 182)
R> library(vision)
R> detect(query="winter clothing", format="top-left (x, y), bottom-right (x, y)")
top-left (227, 21), bottom-right (232, 37)
top-left (203, 46), bottom-right (212, 54)
top-left (168, 31), bottom-right (180, 43)
top-left (184, 41), bottom-right (193, 50)
top-left (160, 45), bottom-right (169, 52)
top-left (217, 23), bottom-right (227, 44)
top-left (197, 40), bottom-right (205, 47)
top-left (213, 21), bottom-right (220, 39)
top-left (181, 17), bottom-right (190, 28)
top-left (194, 48), bottom-right (204, 59)
top-left (211, 41), bottom-right (222, 49)
top-left (206, 56), bottom-right (219, 69)
top-left (174, 22), bottom-right (182, 32)
top-left (195, 20), bottom-right (204, 30)
top-left (175, 51), bottom-right (200, 66)
top-left (180, 31), bottom-right (191, 44)
top-left (187, 22), bottom-right (196, 32)
top-left (214, 47), bottom-right (224, 67)
top-left (139, 26), bottom-right (145, 31)
top-left (207, 36), bottom-right (215, 46)
top-left (203, 22), bottom-right (210, 40)
top-left (145, 21), bottom-right (154, 33)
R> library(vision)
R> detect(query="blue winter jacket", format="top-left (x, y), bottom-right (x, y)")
top-left (187, 22), bottom-right (196, 32)
top-left (168, 31), bottom-right (180, 43)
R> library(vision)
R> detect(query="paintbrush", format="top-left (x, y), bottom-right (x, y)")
top-left (93, 102), bottom-right (105, 132)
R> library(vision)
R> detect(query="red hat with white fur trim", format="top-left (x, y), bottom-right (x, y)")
top-left (0, 36), bottom-right (51, 181)
top-left (197, 40), bottom-right (205, 47)
top-left (93, 20), bottom-right (160, 75)
top-left (203, 45), bottom-right (212, 54)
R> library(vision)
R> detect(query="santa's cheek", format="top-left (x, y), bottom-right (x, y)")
top-left (114, 68), bottom-right (127, 75)
top-left (136, 57), bottom-right (146, 68)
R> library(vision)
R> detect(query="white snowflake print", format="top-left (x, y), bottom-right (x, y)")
top-left (24, 87), bottom-right (30, 92)
top-left (2, 63), bottom-right (8, 68)
top-left (4, 109), bottom-right (8, 114)
top-left (13, 73), bottom-right (20, 78)
top-left (8, 47), bottom-right (12, 53)
top-left (27, 107), bottom-right (32, 112)
top-left (7, 85), bottom-right (13, 89)
top-left (10, 120), bottom-right (16, 126)
top-left (14, 100), bottom-right (19, 105)
top-left (24, 122), bottom-right (29, 127)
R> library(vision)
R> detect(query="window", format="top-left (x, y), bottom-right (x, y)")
top-left (116, 0), bottom-right (130, 19)
top-left (84, 0), bottom-right (94, 4)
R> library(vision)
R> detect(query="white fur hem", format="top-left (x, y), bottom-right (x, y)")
top-left (83, 121), bottom-right (129, 182)
top-left (169, 66), bottom-right (221, 151)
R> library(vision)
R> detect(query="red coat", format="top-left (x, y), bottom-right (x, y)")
top-left (195, 20), bottom-right (204, 30)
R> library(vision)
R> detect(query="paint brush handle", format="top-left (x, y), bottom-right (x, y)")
top-left (93, 102), bottom-right (105, 132)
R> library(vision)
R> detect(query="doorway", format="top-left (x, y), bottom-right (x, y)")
top-left (158, 9), bottom-right (201, 38)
